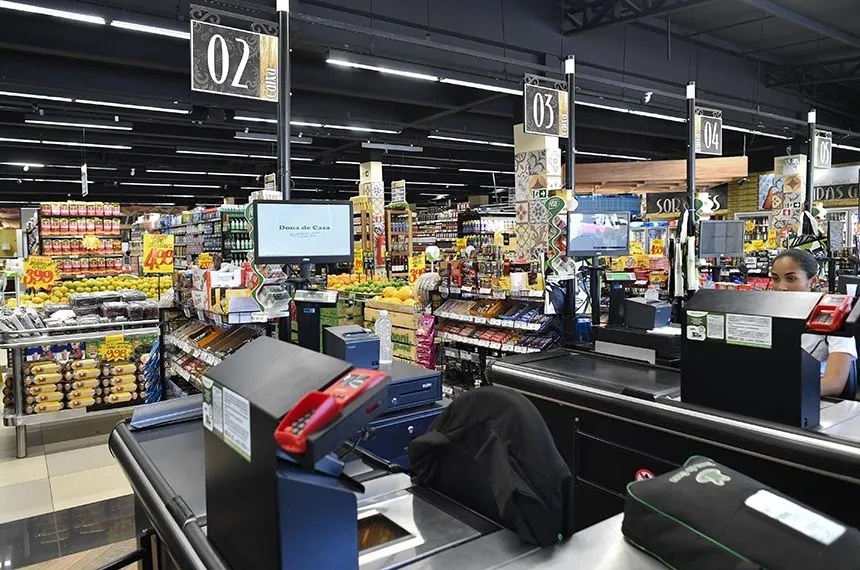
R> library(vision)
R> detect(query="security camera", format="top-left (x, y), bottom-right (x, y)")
top-left (641, 91), bottom-right (653, 104)
top-left (737, 177), bottom-right (749, 185)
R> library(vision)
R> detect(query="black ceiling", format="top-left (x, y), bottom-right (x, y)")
top-left (0, 0), bottom-right (857, 207)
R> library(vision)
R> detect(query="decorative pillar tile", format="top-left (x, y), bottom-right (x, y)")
top-left (515, 202), bottom-right (529, 223)
top-left (547, 175), bottom-right (563, 191)
top-left (514, 152), bottom-right (529, 176)
top-left (529, 173), bottom-right (548, 191)
top-left (546, 148), bottom-right (562, 178)
top-left (529, 199), bottom-right (550, 224)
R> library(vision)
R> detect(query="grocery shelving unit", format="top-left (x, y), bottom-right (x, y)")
top-left (734, 211), bottom-right (772, 245)
top-left (413, 207), bottom-right (458, 254)
top-left (221, 208), bottom-right (251, 265)
top-left (353, 197), bottom-right (373, 275)
top-left (386, 208), bottom-right (413, 278)
top-left (457, 211), bottom-right (516, 249)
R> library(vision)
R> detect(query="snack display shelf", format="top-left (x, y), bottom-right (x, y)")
top-left (174, 304), bottom-right (261, 325)
top-left (0, 324), bottom-right (160, 348)
top-left (5, 405), bottom-right (122, 427)
top-left (42, 234), bottom-right (122, 239)
top-left (434, 310), bottom-right (549, 332)
top-left (167, 356), bottom-right (203, 392)
top-left (0, 319), bottom-right (159, 343)
top-left (437, 331), bottom-right (540, 354)
top-left (438, 285), bottom-right (545, 299)
top-left (51, 253), bottom-right (124, 259)
top-left (165, 334), bottom-right (222, 367)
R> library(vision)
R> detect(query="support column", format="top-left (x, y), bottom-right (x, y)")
top-left (276, 1), bottom-right (291, 199)
top-left (513, 128), bottom-right (562, 259)
top-left (686, 82), bottom-right (696, 231)
top-left (772, 154), bottom-right (808, 240)
top-left (359, 161), bottom-right (386, 278)
top-left (806, 109), bottom-right (816, 214)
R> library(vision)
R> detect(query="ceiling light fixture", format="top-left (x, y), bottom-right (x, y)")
top-left (1, 162), bottom-right (43, 168)
top-left (418, 193), bottom-right (449, 199)
top-left (0, 137), bottom-right (130, 149)
top-left (292, 176), bottom-right (330, 181)
top-left (361, 142), bottom-right (422, 153)
top-left (428, 135), bottom-right (514, 148)
top-left (439, 78), bottom-right (522, 96)
top-left (207, 172), bottom-right (259, 178)
top-left (326, 58), bottom-right (440, 82)
top-left (146, 169), bottom-right (207, 175)
top-left (291, 120), bottom-right (324, 128)
top-left (0, 90), bottom-right (72, 102)
top-left (234, 115), bottom-right (276, 124)
top-left (25, 116), bottom-right (133, 131)
top-left (49, 164), bottom-right (117, 170)
top-left (109, 20), bottom-right (190, 40)
top-left (75, 98), bottom-right (190, 114)
top-left (409, 181), bottom-right (466, 187)
top-left (323, 124), bottom-right (399, 134)
top-left (458, 168), bottom-right (515, 174)
top-left (234, 132), bottom-right (314, 145)
top-left (120, 182), bottom-right (171, 187)
top-left (336, 161), bottom-right (360, 166)
top-left (576, 150), bottom-right (650, 161)
top-left (173, 184), bottom-right (221, 189)
top-left (722, 124), bottom-right (792, 140)
top-left (834, 143), bottom-right (860, 152)
top-left (176, 149), bottom-right (247, 158)
top-left (384, 163), bottom-right (439, 170)
top-left (0, 0), bottom-right (105, 24)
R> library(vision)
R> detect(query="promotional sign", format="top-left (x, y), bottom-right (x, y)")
top-left (650, 239), bottom-right (665, 256)
top-left (814, 129), bottom-right (833, 169)
top-left (81, 163), bottom-right (88, 197)
top-left (408, 253), bottom-right (426, 283)
top-left (98, 334), bottom-right (134, 362)
top-left (143, 233), bottom-right (175, 274)
top-left (353, 248), bottom-right (364, 274)
top-left (694, 107), bottom-right (722, 156)
top-left (523, 75), bottom-right (569, 138)
top-left (391, 180), bottom-right (406, 204)
top-left (198, 252), bottom-right (215, 270)
top-left (23, 256), bottom-right (58, 290)
top-left (811, 165), bottom-right (860, 202)
top-left (190, 20), bottom-right (279, 101)
top-left (455, 237), bottom-right (467, 252)
top-left (645, 184), bottom-right (728, 215)
top-left (264, 173), bottom-right (277, 192)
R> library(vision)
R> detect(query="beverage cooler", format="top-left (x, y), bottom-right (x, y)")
top-left (825, 208), bottom-right (858, 251)
top-left (734, 211), bottom-right (772, 244)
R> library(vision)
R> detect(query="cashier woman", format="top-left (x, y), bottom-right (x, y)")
top-left (770, 249), bottom-right (857, 396)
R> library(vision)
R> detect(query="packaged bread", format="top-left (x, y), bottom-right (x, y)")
top-left (69, 378), bottom-right (101, 390)
top-left (69, 359), bottom-right (100, 370)
top-left (27, 361), bottom-right (61, 375)
top-left (110, 382), bottom-right (139, 394)
top-left (67, 397), bottom-right (96, 409)
top-left (66, 388), bottom-right (95, 399)
top-left (27, 401), bottom-right (64, 414)
top-left (102, 362), bottom-right (136, 376)
top-left (27, 384), bottom-right (59, 395)
top-left (104, 374), bottom-right (137, 387)
top-left (104, 392), bottom-right (133, 403)
top-left (25, 372), bottom-right (64, 386)
top-left (64, 368), bottom-right (101, 381)
top-left (26, 392), bottom-right (65, 404)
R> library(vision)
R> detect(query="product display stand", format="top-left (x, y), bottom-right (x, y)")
top-left (386, 209), bottom-right (413, 279)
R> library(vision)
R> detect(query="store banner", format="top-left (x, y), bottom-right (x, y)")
top-left (811, 165), bottom-right (859, 202)
top-left (22, 255), bottom-right (57, 290)
top-left (645, 185), bottom-right (728, 215)
top-left (392, 180), bottom-right (406, 204)
top-left (190, 20), bottom-right (279, 101)
top-left (143, 233), bottom-right (175, 274)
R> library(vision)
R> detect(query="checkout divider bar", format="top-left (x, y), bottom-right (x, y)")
top-left (491, 361), bottom-right (860, 484)
top-left (111, 423), bottom-right (229, 570)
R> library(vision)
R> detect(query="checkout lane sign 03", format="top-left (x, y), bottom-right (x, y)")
top-left (191, 20), bottom-right (279, 102)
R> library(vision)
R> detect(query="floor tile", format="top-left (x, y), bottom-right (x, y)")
top-left (0, 426), bottom-right (44, 460)
top-left (0, 511), bottom-right (61, 569)
top-left (0, 454), bottom-right (48, 487)
top-left (45, 444), bottom-right (116, 478)
top-left (42, 434), bottom-right (111, 456)
top-left (41, 415), bottom-right (122, 446)
top-left (0, 479), bottom-right (55, 524)
top-left (20, 538), bottom-right (137, 570)
top-left (49, 464), bottom-right (132, 512)
top-left (54, 496), bottom-right (135, 559)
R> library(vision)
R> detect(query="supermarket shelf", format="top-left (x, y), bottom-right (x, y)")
top-left (49, 253), bottom-right (123, 258)
top-left (41, 234), bottom-right (121, 239)
top-left (0, 325), bottom-right (160, 349)
top-left (58, 272), bottom-right (125, 280)
top-left (167, 356), bottom-right (203, 392)
top-left (438, 286), bottom-right (544, 300)
top-left (224, 248), bottom-right (252, 252)
top-left (165, 334), bottom-right (222, 367)
top-left (389, 231), bottom-right (409, 236)
top-left (437, 331), bottom-right (539, 354)
top-left (3, 405), bottom-right (121, 427)
top-left (435, 310), bottom-right (550, 331)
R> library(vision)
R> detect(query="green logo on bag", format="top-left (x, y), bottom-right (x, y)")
top-left (695, 468), bottom-right (731, 487)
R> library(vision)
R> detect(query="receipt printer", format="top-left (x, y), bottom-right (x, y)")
top-left (625, 297), bottom-right (672, 330)
top-left (324, 325), bottom-right (380, 370)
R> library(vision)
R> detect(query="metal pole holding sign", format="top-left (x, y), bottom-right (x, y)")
top-left (806, 109), bottom-right (817, 214)
top-left (686, 82), bottom-right (696, 235)
top-left (563, 55), bottom-right (581, 329)
top-left (277, 1), bottom-right (290, 200)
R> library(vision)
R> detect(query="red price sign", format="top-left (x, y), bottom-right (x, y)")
top-left (143, 233), bottom-right (175, 274)
top-left (23, 256), bottom-right (58, 290)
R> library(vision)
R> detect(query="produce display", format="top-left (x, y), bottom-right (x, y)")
top-left (326, 274), bottom-right (411, 296)
top-left (12, 275), bottom-right (170, 308)
top-left (371, 284), bottom-right (417, 307)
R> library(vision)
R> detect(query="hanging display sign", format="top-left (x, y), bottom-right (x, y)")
top-left (81, 164), bottom-right (88, 197)
top-left (523, 74), bottom-right (569, 138)
top-left (391, 180), bottom-right (406, 204)
top-left (98, 334), bottom-right (134, 362)
top-left (23, 256), bottom-right (58, 290)
top-left (814, 129), bottom-right (832, 169)
top-left (645, 184), bottom-right (728, 214)
top-left (190, 20), bottom-right (279, 101)
top-left (408, 253), bottom-right (426, 283)
top-left (353, 248), bottom-right (364, 273)
top-left (694, 107), bottom-right (722, 156)
top-left (143, 233), bottom-right (175, 274)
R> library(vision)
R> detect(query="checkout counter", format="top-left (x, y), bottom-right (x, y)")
top-left (110, 337), bottom-right (664, 569)
top-left (490, 289), bottom-right (860, 532)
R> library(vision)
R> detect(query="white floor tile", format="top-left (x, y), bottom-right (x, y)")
top-left (49, 464), bottom-right (131, 512)
top-left (0, 454), bottom-right (48, 487)
top-left (0, 479), bottom-right (54, 524)
top-left (45, 443), bottom-right (117, 478)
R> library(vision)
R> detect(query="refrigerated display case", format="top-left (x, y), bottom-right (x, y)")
top-left (630, 221), bottom-right (669, 256)
top-left (734, 211), bottom-right (772, 245)
top-left (825, 208), bottom-right (856, 252)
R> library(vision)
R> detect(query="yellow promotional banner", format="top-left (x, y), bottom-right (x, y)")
top-left (143, 233), bottom-right (175, 274)
top-left (455, 238), bottom-right (467, 253)
top-left (353, 249), bottom-right (364, 273)
top-left (649, 239), bottom-right (665, 256)
top-left (197, 252), bottom-right (214, 270)
top-left (23, 256), bottom-right (58, 290)
top-left (98, 334), bottom-right (134, 362)
top-left (408, 253), bottom-right (426, 283)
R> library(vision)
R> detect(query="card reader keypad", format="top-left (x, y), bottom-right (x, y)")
top-left (290, 409), bottom-right (316, 434)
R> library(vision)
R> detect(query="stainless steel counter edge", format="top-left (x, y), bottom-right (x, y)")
top-left (110, 422), bottom-right (229, 570)
top-left (491, 360), bottom-right (860, 478)
top-left (0, 325), bottom-right (161, 348)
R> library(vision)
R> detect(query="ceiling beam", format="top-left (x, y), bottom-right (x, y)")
top-left (738, 0), bottom-right (860, 51)
top-left (564, 0), bottom-right (714, 35)
top-left (765, 57), bottom-right (860, 88)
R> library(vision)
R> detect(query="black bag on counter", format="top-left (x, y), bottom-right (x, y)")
top-left (622, 456), bottom-right (860, 570)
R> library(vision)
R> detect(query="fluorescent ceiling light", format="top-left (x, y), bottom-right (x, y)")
top-left (834, 143), bottom-right (860, 152)
top-left (576, 150), bottom-right (650, 161)
top-left (411, 181), bottom-right (466, 187)
top-left (291, 120), bottom-right (323, 128)
top-left (121, 182), bottom-right (171, 187)
top-left (240, 186), bottom-right (261, 190)
top-left (419, 193), bottom-right (449, 199)
top-left (207, 172), bottom-right (259, 178)
top-left (249, 154), bottom-right (276, 160)
top-left (293, 188), bottom-right (323, 193)
top-left (234, 132), bottom-right (313, 145)
top-left (49, 164), bottom-right (116, 170)
top-left (174, 184), bottom-right (220, 189)
top-left (0, 137), bottom-right (130, 149)
top-left (323, 124), bottom-right (399, 134)
top-left (577, 100), bottom-right (685, 124)
top-left (110, 20), bottom-right (190, 40)
top-left (290, 156), bottom-right (313, 161)
top-left (428, 135), bottom-right (514, 148)
top-left (576, 101), bottom-right (630, 113)
top-left (722, 124), bottom-right (792, 140)
top-left (336, 161), bottom-right (360, 166)
top-left (147, 169), bottom-right (206, 175)
top-left (439, 78), bottom-right (522, 96)
top-left (384, 163), bottom-right (438, 170)
top-left (177, 149), bottom-right (247, 158)
top-left (0, 90), bottom-right (72, 102)
top-left (0, 0), bottom-right (105, 24)
top-left (234, 115), bottom-right (276, 124)
top-left (0, 137), bottom-right (40, 144)
top-left (459, 168), bottom-right (514, 174)
top-left (1, 162), bottom-right (43, 168)
top-left (330, 178), bottom-right (359, 182)
top-left (293, 176), bottom-right (330, 181)
top-left (75, 98), bottom-right (190, 114)
top-left (25, 117), bottom-right (132, 131)
top-left (326, 58), bottom-right (439, 82)
top-left (362, 142), bottom-right (422, 153)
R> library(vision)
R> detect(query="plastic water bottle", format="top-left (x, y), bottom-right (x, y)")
top-left (375, 310), bottom-right (393, 365)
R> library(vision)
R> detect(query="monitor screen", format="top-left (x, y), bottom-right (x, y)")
top-left (253, 200), bottom-right (354, 264)
top-left (567, 212), bottom-right (630, 257)
top-left (699, 220), bottom-right (744, 258)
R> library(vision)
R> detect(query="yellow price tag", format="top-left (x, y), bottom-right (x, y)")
top-left (649, 239), bottom-right (665, 256)
top-left (98, 334), bottom-right (133, 362)
top-left (408, 253), bottom-right (426, 283)
top-left (23, 256), bottom-right (58, 290)
top-left (82, 235), bottom-right (102, 250)
top-left (455, 238), bottom-right (467, 252)
top-left (629, 241), bottom-right (645, 256)
top-left (353, 249), bottom-right (364, 273)
top-left (143, 233), bottom-right (175, 274)
top-left (197, 252), bottom-right (214, 269)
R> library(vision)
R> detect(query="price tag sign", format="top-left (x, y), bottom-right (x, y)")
top-left (98, 334), bottom-right (134, 362)
top-left (408, 253), bottom-right (426, 283)
top-left (650, 238), bottom-right (665, 256)
top-left (23, 256), bottom-right (58, 290)
top-left (197, 252), bottom-right (214, 270)
top-left (353, 249), bottom-right (364, 274)
top-left (391, 180), bottom-right (406, 204)
top-left (455, 238), bottom-right (467, 252)
top-left (143, 233), bottom-right (175, 274)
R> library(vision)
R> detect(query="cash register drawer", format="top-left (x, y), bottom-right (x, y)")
top-left (358, 404), bottom-right (445, 469)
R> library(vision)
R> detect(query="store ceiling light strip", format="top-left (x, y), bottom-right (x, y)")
top-left (0, 136), bottom-right (130, 149)
top-left (722, 124), bottom-right (792, 140)
top-left (576, 150), bottom-right (650, 161)
top-left (326, 58), bottom-right (439, 82)
top-left (146, 169), bottom-right (259, 178)
top-left (834, 143), bottom-right (860, 152)
top-left (0, 90), bottom-right (71, 102)
top-left (49, 164), bottom-right (117, 170)
top-left (439, 78), bottom-right (522, 96)
top-left (0, 0), bottom-right (105, 24)
top-left (25, 118), bottom-right (132, 131)
top-left (1, 162), bottom-right (43, 168)
top-left (110, 20), bottom-right (189, 40)
top-left (459, 168), bottom-right (515, 174)
top-left (75, 98), bottom-right (190, 114)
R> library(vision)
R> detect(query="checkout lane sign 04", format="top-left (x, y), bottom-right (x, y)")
top-left (191, 20), bottom-right (279, 102)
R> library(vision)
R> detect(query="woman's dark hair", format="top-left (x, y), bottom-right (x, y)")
top-left (773, 248), bottom-right (819, 278)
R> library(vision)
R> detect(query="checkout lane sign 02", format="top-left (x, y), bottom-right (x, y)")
top-left (635, 469), bottom-right (655, 481)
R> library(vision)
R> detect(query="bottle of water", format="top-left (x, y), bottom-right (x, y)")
top-left (375, 310), bottom-right (393, 365)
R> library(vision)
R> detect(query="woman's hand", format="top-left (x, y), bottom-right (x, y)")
top-left (822, 352), bottom-right (854, 397)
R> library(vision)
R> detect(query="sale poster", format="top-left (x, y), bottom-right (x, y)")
top-left (23, 256), bottom-right (58, 290)
top-left (143, 233), bottom-right (175, 274)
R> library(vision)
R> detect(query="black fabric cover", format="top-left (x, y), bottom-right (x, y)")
top-left (622, 456), bottom-right (860, 570)
top-left (408, 386), bottom-right (572, 546)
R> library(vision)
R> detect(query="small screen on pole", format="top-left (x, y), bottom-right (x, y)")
top-left (566, 212), bottom-right (630, 257)
top-left (699, 220), bottom-right (744, 258)
top-left (253, 200), bottom-right (354, 264)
